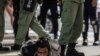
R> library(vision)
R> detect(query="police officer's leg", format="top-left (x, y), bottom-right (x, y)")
top-left (50, 4), bottom-right (58, 39)
top-left (12, 10), bottom-right (33, 50)
top-left (89, 6), bottom-right (99, 45)
top-left (59, 1), bottom-right (74, 56)
top-left (13, 11), bottom-right (30, 42)
top-left (0, 13), bottom-right (4, 43)
top-left (0, 11), bottom-right (4, 46)
top-left (13, 20), bottom-right (30, 41)
top-left (59, 1), bottom-right (78, 56)
top-left (38, 4), bottom-right (48, 28)
top-left (67, 3), bottom-right (84, 56)
top-left (82, 5), bottom-right (89, 46)
top-left (30, 15), bottom-right (49, 38)
top-left (68, 3), bottom-right (83, 44)
top-left (13, 0), bottom-right (30, 41)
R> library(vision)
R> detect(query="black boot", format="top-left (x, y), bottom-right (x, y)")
top-left (0, 43), bottom-right (9, 51)
top-left (82, 39), bottom-right (88, 46)
top-left (11, 44), bottom-right (21, 50)
top-left (82, 32), bottom-right (88, 46)
top-left (66, 43), bottom-right (85, 56)
top-left (93, 34), bottom-right (99, 46)
top-left (60, 45), bottom-right (66, 56)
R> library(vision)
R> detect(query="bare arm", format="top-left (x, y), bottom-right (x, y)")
top-left (5, 5), bottom-right (14, 26)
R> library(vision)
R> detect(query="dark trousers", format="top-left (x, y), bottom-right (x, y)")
top-left (82, 2), bottom-right (99, 41)
top-left (13, 0), bottom-right (30, 41)
top-left (38, 3), bottom-right (58, 39)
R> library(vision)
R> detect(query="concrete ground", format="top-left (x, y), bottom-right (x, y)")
top-left (0, 30), bottom-right (100, 56)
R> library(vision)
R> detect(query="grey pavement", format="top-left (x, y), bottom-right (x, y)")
top-left (2, 21), bottom-right (100, 56)
top-left (0, 29), bottom-right (100, 56)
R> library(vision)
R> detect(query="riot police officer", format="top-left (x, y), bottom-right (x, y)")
top-left (11, 0), bottom-right (49, 50)
top-left (59, 0), bottom-right (85, 56)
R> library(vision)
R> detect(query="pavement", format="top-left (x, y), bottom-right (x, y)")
top-left (2, 20), bottom-right (100, 56)
top-left (0, 30), bottom-right (100, 56)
